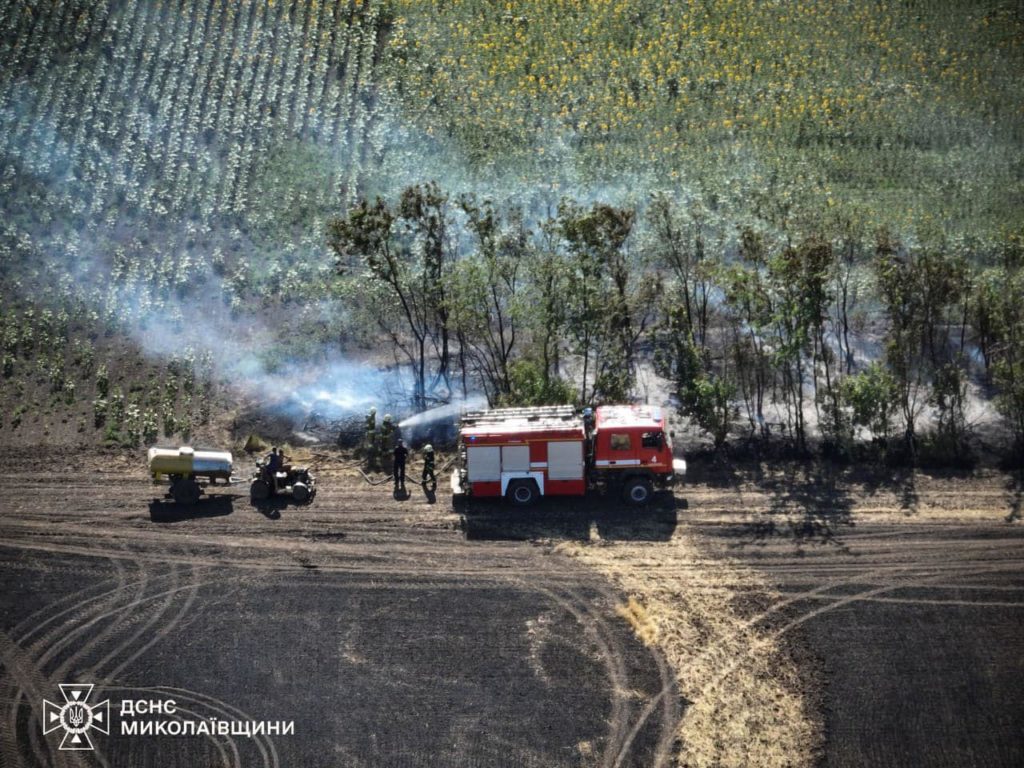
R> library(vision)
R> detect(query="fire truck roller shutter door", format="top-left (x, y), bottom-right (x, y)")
top-left (467, 446), bottom-right (501, 481)
top-left (501, 445), bottom-right (530, 472)
top-left (548, 441), bottom-right (584, 480)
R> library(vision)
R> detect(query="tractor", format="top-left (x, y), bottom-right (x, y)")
top-left (249, 457), bottom-right (316, 504)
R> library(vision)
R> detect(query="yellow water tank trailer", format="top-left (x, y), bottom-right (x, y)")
top-left (147, 446), bottom-right (233, 480)
top-left (148, 446), bottom-right (233, 504)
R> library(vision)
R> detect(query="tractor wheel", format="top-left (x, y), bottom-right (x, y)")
top-left (507, 479), bottom-right (539, 507)
top-left (250, 479), bottom-right (271, 501)
top-left (623, 477), bottom-right (654, 506)
top-left (292, 482), bottom-right (310, 504)
top-left (172, 478), bottom-right (201, 506)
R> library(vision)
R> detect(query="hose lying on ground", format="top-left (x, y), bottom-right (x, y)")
top-left (356, 455), bottom-right (457, 487)
top-left (311, 453), bottom-right (364, 470)
top-left (357, 469), bottom-right (395, 486)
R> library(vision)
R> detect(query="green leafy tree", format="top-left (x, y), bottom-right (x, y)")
top-left (500, 359), bottom-right (577, 407)
top-left (765, 237), bottom-right (835, 451)
top-left (656, 331), bottom-right (735, 450)
top-left (792, 237), bottom-right (839, 444)
top-left (647, 193), bottom-right (717, 350)
top-left (559, 201), bottom-right (654, 403)
top-left (447, 198), bottom-right (526, 403)
top-left (988, 257), bottom-right (1024, 450)
top-left (873, 231), bottom-right (968, 455)
top-left (523, 220), bottom-right (571, 394)
top-left (328, 184), bottom-right (455, 410)
top-left (720, 229), bottom-right (774, 437)
top-left (840, 362), bottom-right (897, 441)
top-left (927, 360), bottom-right (970, 460)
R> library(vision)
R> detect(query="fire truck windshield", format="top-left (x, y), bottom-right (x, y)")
top-left (641, 431), bottom-right (664, 449)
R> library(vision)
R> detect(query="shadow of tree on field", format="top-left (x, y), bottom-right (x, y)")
top-left (727, 464), bottom-right (856, 553)
top-left (1006, 473), bottom-right (1023, 524)
top-left (684, 453), bottom-right (744, 489)
top-left (895, 467), bottom-right (919, 515)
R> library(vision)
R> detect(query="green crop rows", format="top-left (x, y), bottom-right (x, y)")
top-left (0, 0), bottom-right (1021, 456)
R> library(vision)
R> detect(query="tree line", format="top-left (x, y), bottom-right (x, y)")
top-left (328, 183), bottom-right (1024, 463)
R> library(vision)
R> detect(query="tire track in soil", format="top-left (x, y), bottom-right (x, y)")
top-left (677, 504), bottom-right (1024, 766)
top-left (0, 534), bottom-right (599, 581)
top-left (1, 467), bottom-right (680, 767)
top-left (7, 558), bottom-right (220, 762)
top-left (770, 563), bottom-right (1024, 641)
top-left (559, 581), bottom-right (680, 768)
top-left (681, 538), bottom-right (1024, 703)
top-left (533, 583), bottom-right (632, 768)
top-left (7, 557), bottom-right (153, 767)
top-left (0, 626), bottom-right (85, 768)
top-left (774, 591), bottom-right (1024, 608)
top-left (612, 647), bottom-right (678, 768)
top-left (26, 564), bottom-right (172, 681)
top-left (683, 524), bottom-right (1024, 651)
top-left (5, 557), bottom-right (256, 768)
top-left (5, 550), bottom-right (135, 768)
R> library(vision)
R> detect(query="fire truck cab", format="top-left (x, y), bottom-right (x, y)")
top-left (454, 404), bottom-right (684, 506)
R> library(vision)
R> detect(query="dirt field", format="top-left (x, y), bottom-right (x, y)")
top-left (1, 450), bottom-right (1022, 767)
top-left (0, 450), bottom-right (678, 767)
top-left (681, 464), bottom-right (1024, 768)
top-left (564, 462), bottom-right (1024, 767)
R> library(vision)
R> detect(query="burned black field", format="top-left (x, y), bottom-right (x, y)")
top-left (0, 454), bottom-right (678, 767)
top-left (1, 452), bottom-right (1022, 766)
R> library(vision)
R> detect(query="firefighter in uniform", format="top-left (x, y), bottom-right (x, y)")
top-left (582, 407), bottom-right (595, 434)
top-left (364, 407), bottom-right (378, 469)
top-left (379, 414), bottom-right (395, 469)
top-left (393, 439), bottom-right (409, 488)
top-left (421, 444), bottom-right (436, 490)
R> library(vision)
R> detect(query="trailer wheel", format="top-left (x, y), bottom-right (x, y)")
top-left (623, 477), bottom-right (653, 506)
top-left (292, 482), bottom-right (310, 504)
top-left (507, 479), bottom-right (539, 507)
top-left (172, 478), bottom-right (201, 506)
top-left (250, 479), bottom-right (271, 501)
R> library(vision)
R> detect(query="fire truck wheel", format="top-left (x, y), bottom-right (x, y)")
top-left (623, 477), bottom-right (653, 506)
top-left (507, 480), bottom-right (539, 506)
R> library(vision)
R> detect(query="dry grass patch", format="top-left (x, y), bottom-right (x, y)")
top-left (615, 596), bottom-right (659, 647)
top-left (558, 527), bottom-right (821, 767)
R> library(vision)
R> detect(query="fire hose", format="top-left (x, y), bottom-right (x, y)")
top-left (356, 454), bottom-right (457, 486)
top-left (357, 469), bottom-right (395, 486)
top-left (311, 453), bottom-right (364, 470)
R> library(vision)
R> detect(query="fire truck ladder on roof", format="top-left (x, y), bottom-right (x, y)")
top-left (460, 405), bottom-right (577, 426)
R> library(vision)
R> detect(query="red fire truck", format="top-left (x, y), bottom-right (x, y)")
top-left (452, 404), bottom-right (686, 506)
